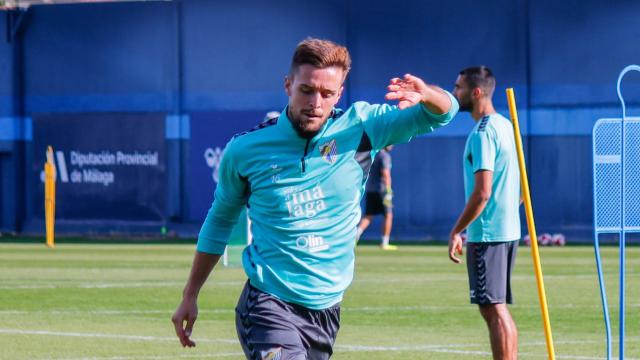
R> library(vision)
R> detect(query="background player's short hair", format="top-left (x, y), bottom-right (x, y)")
top-left (459, 66), bottom-right (496, 98)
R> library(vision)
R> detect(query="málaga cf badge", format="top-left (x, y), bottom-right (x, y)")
top-left (319, 139), bottom-right (338, 164)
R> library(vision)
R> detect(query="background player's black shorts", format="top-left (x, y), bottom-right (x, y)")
top-left (364, 192), bottom-right (391, 216)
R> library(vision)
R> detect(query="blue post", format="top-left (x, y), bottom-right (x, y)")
top-left (615, 64), bottom-right (640, 360)
top-left (593, 234), bottom-right (612, 359)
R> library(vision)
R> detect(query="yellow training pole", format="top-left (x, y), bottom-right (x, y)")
top-left (45, 146), bottom-right (56, 248)
top-left (506, 88), bottom-right (555, 359)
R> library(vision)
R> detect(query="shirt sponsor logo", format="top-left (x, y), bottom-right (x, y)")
top-left (285, 185), bottom-right (327, 218)
top-left (319, 139), bottom-right (338, 164)
top-left (296, 234), bottom-right (329, 253)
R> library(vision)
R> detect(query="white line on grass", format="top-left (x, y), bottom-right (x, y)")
top-left (342, 304), bottom-right (628, 312)
top-left (0, 281), bottom-right (244, 290)
top-left (342, 343), bottom-right (640, 360)
top-left (0, 329), bottom-right (237, 344)
top-left (353, 273), bottom-right (640, 284)
top-left (39, 353), bottom-right (244, 360)
top-left (9, 273), bottom-right (639, 290)
top-left (4, 273), bottom-right (639, 289)
top-left (4, 302), bottom-right (636, 317)
top-left (0, 309), bottom-right (235, 316)
top-left (4, 327), bottom-right (639, 359)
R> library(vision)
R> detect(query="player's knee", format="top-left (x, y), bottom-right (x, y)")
top-left (478, 303), bottom-right (501, 320)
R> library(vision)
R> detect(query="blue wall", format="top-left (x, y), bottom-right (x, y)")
top-left (1, 0), bottom-right (639, 241)
top-left (22, 2), bottom-right (176, 113)
top-left (181, 0), bottom-right (347, 111)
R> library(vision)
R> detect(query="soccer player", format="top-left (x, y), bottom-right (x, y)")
top-left (356, 145), bottom-right (397, 250)
top-left (172, 38), bottom-right (459, 360)
top-left (448, 66), bottom-right (521, 360)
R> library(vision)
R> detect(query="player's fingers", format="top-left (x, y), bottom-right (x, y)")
top-left (184, 332), bottom-right (196, 348)
top-left (389, 77), bottom-right (402, 85)
top-left (404, 73), bottom-right (427, 89)
top-left (404, 73), bottom-right (422, 83)
top-left (171, 315), bottom-right (188, 346)
top-left (449, 241), bottom-right (462, 263)
top-left (185, 315), bottom-right (196, 337)
top-left (387, 84), bottom-right (402, 92)
top-left (385, 91), bottom-right (404, 100)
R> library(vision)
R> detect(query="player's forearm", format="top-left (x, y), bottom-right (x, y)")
top-left (182, 251), bottom-right (221, 299)
top-left (382, 172), bottom-right (392, 189)
top-left (197, 200), bottom-right (244, 254)
top-left (451, 191), bottom-right (490, 235)
top-left (420, 85), bottom-right (453, 115)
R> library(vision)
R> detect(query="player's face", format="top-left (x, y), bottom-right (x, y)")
top-left (453, 75), bottom-right (473, 112)
top-left (285, 64), bottom-right (344, 138)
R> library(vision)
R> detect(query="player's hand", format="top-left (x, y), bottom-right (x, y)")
top-left (383, 188), bottom-right (393, 207)
top-left (171, 296), bottom-right (198, 348)
top-left (385, 74), bottom-right (429, 110)
top-left (448, 232), bottom-right (464, 264)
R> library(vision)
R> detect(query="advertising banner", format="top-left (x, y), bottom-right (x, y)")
top-left (32, 113), bottom-right (166, 221)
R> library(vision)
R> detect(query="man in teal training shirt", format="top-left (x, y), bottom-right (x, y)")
top-left (449, 66), bottom-right (521, 360)
top-left (172, 38), bottom-right (459, 360)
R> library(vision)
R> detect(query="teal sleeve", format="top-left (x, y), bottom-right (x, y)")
top-left (359, 91), bottom-right (459, 150)
top-left (469, 130), bottom-right (496, 173)
top-left (196, 140), bottom-right (248, 254)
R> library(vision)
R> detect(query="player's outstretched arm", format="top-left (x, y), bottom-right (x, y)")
top-left (385, 73), bottom-right (452, 113)
top-left (171, 251), bottom-right (221, 347)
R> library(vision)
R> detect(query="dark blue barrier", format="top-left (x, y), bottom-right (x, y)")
top-left (31, 113), bottom-right (166, 221)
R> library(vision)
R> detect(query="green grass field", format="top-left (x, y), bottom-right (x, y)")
top-left (0, 242), bottom-right (638, 359)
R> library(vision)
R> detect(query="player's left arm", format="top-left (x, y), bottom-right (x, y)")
top-left (382, 168), bottom-right (392, 189)
top-left (448, 129), bottom-right (496, 263)
top-left (448, 170), bottom-right (493, 263)
top-left (381, 152), bottom-right (392, 189)
top-left (359, 74), bottom-right (459, 150)
top-left (197, 139), bottom-right (248, 255)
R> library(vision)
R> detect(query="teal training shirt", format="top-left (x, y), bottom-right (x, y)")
top-left (198, 93), bottom-right (458, 309)
top-left (463, 113), bottom-right (521, 243)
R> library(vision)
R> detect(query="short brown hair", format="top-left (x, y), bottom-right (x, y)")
top-left (290, 38), bottom-right (351, 78)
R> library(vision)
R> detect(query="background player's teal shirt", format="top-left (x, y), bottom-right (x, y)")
top-left (463, 113), bottom-right (521, 243)
top-left (198, 93), bottom-right (458, 309)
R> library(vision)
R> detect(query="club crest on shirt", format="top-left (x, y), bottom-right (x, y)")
top-left (319, 139), bottom-right (338, 164)
top-left (260, 347), bottom-right (282, 360)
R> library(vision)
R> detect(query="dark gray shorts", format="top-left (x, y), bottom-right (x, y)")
top-left (235, 281), bottom-right (340, 360)
top-left (364, 192), bottom-right (391, 215)
top-left (466, 241), bottom-right (518, 305)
